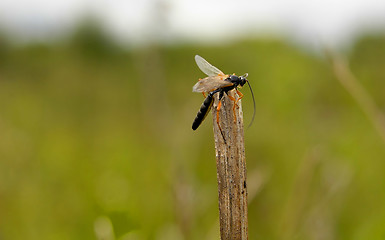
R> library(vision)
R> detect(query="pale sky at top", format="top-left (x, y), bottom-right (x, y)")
top-left (0, 0), bottom-right (384, 48)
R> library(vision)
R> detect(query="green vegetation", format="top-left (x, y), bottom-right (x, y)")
top-left (1, 26), bottom-right (385, 239)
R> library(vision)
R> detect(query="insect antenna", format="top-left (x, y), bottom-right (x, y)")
top-left (246, 80), bottom-right (256, 128)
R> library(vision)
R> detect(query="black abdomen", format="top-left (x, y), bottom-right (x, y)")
top-left (192, 94), bottom-right (214, 130)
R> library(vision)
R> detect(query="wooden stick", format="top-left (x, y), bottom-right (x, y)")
top-left (212, 89), bottom-right (249, 240)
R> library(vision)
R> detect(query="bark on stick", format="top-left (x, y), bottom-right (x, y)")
top-left (212, 89), bottom-right (249, 240)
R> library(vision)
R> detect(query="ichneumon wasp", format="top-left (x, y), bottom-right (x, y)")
top-left (192, 55), bottom-right (256, 141)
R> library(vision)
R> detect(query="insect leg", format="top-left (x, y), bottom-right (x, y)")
top-left (233, 89), bottom-right (244, 121)
top-left (227, 94), bottom-right (238, 122)
top-left (216, 91), bottom-right (227, 143)
top-left (227, 89), bottom-right (244, 122)
top-left (235, 89), bottom-right (244, 105)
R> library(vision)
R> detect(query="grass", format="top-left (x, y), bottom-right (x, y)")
top-left (0, 31), bottom-right (385, 239)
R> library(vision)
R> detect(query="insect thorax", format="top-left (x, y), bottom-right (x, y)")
top-left (228, 75), bottom-right (247, 87)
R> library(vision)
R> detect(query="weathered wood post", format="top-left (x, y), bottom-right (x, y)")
top-left (212, 89), bottom-right (248, 239)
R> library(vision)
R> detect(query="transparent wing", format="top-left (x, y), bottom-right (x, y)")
top-left (192, 76), bottom-right (232, 93)
top-left (195, 55), bottom-right (224, 77)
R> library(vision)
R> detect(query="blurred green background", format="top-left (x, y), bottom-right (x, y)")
top-left (1, 19), bottom-right (385, 240)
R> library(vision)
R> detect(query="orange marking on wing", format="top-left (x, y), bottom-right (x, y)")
top-left (217, 73), bottom-right (229, 80)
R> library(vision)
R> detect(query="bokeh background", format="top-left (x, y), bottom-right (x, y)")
top-left (1, 0), bottom-right (385, 239)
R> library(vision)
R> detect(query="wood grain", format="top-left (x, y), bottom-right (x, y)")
top-left (212, 89), bottom-right (248, 240)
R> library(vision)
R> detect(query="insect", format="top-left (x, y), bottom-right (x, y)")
top-left (192, 55), bottom-right (256, 140)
